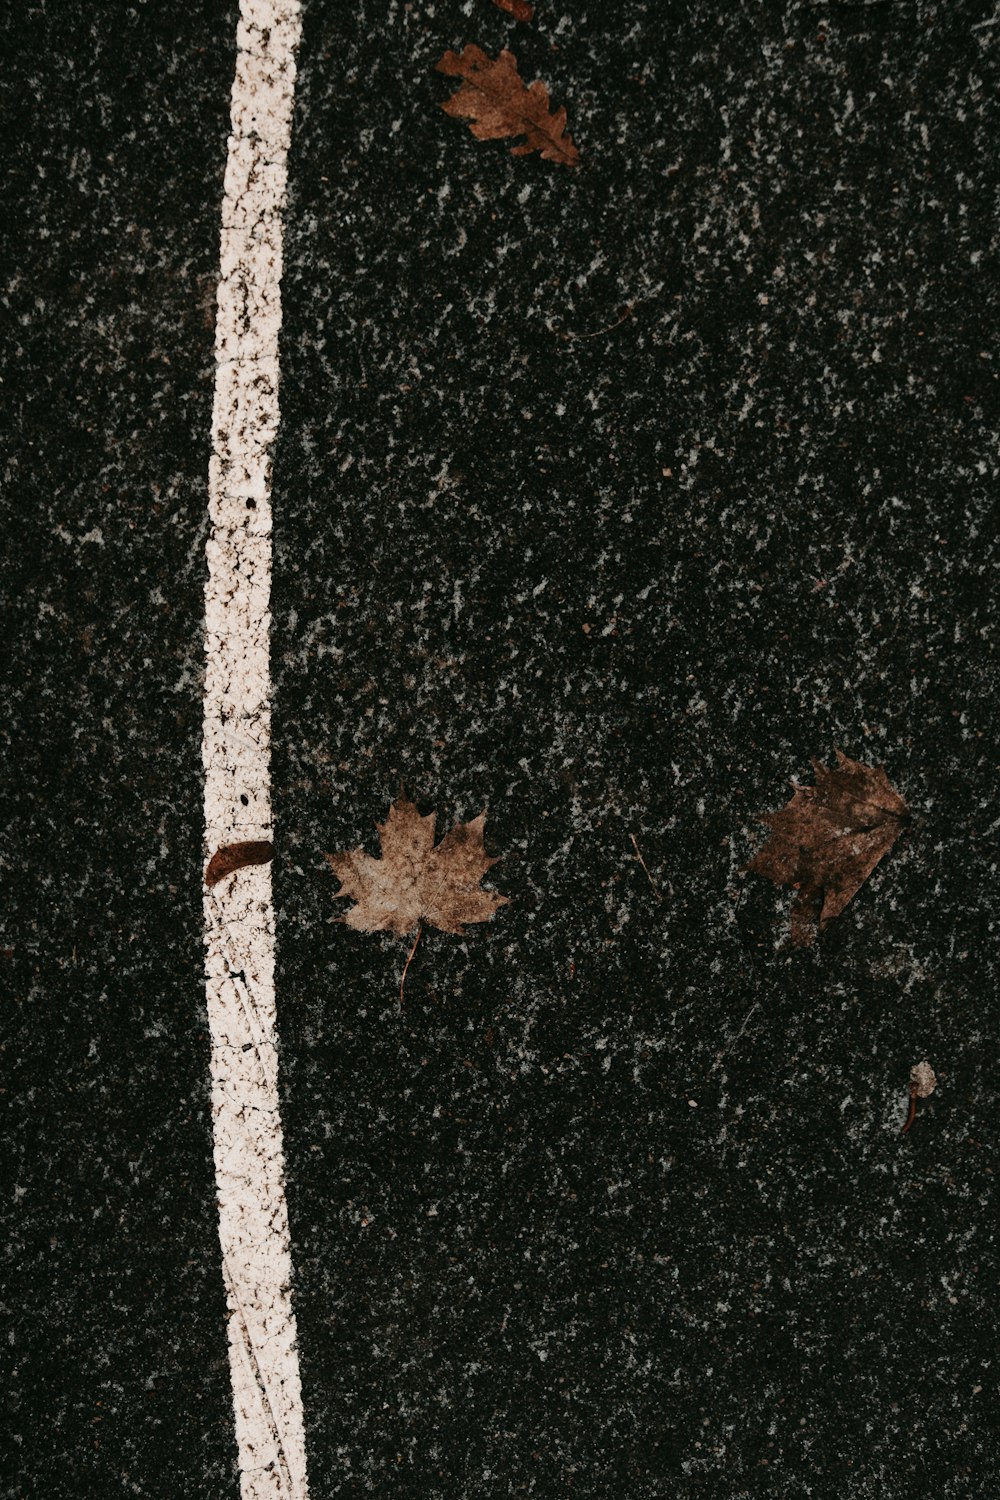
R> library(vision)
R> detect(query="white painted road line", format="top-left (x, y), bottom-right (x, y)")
top-left (202, 3), bottom-right (307, 1498)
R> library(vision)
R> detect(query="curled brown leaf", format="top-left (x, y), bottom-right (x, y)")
top-left (205, 840), bottom-right (275, 887)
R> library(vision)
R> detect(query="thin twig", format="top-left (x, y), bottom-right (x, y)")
top-left (710, 1001), bottom-right (761, 1074)
top-left (399, 924), bottom-right (422, 1005)
top-left (900, 1083), bottom-right (918, 1135)
top-left (629, 834), bottom-right (662, 900)
top-left (561, 305), bottom-right (634, 342)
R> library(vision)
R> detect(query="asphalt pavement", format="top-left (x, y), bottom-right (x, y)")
top-left (5, 2), bottom-right (1000, 1496)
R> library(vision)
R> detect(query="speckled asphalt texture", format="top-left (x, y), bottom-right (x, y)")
top-left (6, 2), bottom-right (1000, 1496)
top-left (4, 5), bottom-right (240, 1496)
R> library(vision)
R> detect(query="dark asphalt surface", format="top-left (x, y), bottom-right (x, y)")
top-left (4, 5), bottom-right (240, 1496)
top-left (6, 2), bottom-right (1000, 1496)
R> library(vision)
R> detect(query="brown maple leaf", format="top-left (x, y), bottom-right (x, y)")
top-left (436, 45), bottom-right (580, 167)
top-left (324, 795), bottom-right (509, 935)
top-left (749, 750), bottom-right (908, 946)
top-left (491, 0), bottom-right (535, 19)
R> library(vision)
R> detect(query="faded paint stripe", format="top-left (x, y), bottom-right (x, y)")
top-left (202, 3), bottom-right (307, 1497)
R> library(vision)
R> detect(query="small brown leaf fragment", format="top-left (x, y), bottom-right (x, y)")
top-left (436, 45), bottom-right (580, 167)
top-left (749, 749), bottom-right (908, 946)
top-left (205, 840), bottom-right (275, 887)
top-left (324, 795), bottom-right (509, 936)
top-left (492, 0), bottom-right (535, 19)
top-left (910, 1060), bottom-right (937, 1098)
top-left (901, 1060), bottom-right (937, 1134)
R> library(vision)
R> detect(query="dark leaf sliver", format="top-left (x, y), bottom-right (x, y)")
top-left (205, 840), bottom-right (275, 887)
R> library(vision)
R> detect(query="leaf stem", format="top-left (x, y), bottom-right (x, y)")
top-left (561, 305), bottom-right (634, 341)
top-left (400, 924), bottom-right (422, 1006)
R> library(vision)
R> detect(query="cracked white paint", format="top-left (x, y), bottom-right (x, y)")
top-left (202, 3), bottom-right (307, 1497)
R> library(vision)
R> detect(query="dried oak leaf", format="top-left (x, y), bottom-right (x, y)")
top-left (324, 795), bottom-right (509, 935)
top-left (749, 750), bottom-right (908, 946)
top-left (437, 45), bottom-right (580, 167)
